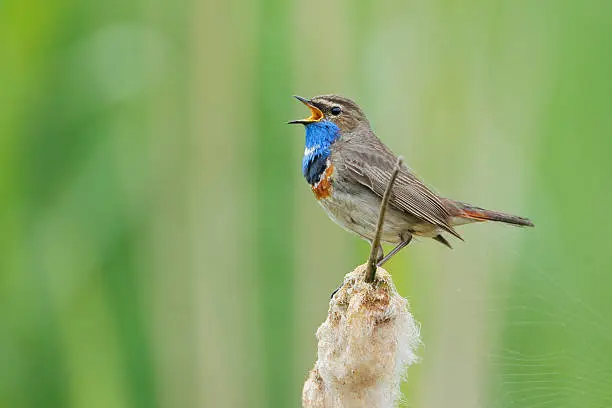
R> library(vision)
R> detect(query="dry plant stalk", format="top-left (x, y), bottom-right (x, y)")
top-left (365, 156), bottom-right (403, 283)
top-left (302, 264), bottom-right (421, 408)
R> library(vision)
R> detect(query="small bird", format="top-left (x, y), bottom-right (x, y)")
top-left (289, 94), bottom-right (534, 266)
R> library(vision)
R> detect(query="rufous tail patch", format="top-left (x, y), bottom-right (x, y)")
top-left (459, 209), bottom-right (488, 222)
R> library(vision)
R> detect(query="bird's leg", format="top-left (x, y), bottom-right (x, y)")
top-left (377, 234), bottom-right (413, 267)
top-left (330, 284), bottom-right (341, 299)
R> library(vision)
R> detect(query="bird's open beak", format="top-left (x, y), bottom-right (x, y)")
top-left (288, 95), bottom-right (324, 124)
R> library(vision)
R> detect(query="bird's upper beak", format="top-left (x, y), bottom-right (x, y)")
top-left (288, 95), bottom-right (324, 125)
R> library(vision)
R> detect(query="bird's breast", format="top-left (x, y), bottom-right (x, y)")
top-left (311, 159), bottom-right (334, 200)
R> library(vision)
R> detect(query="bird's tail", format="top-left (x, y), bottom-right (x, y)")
top-left (453, 201), bottom-right (534, 227)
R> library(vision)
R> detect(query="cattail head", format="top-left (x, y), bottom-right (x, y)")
top-left (303, 264), bottom-right (421, 408)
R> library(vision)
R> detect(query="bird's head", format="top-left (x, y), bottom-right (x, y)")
top-left (288, 94), bottom-right (369, 132)
top-left (290, 95), bottom-right (369, 181)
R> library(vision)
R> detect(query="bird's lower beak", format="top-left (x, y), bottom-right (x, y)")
top-left (288, 95), bottom-right (324, 124)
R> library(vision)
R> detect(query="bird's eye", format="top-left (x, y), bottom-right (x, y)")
top-left (331, 106), bottom-right (342, 116)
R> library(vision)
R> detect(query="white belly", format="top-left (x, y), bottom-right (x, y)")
top-left (317, 188), bottom-right (436, 244)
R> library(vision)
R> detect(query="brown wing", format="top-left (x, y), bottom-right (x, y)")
top-left (334, 136), bottom-right (462, 239)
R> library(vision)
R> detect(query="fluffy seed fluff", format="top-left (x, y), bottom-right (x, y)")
top-left (302, 264), bottom-right (421, 408)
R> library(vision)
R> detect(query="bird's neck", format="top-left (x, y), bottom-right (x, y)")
top-left (302, 121), bottom-right (340, 184)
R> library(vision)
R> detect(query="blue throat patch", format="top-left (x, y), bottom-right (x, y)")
top-left (302, 120), bottom-right (340, 185)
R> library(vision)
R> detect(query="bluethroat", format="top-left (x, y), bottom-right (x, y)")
top-left (289, 95), bottom-right (534, 266)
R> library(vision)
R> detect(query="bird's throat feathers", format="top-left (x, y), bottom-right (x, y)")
top-left (302, 120), bottom-right (340, 184)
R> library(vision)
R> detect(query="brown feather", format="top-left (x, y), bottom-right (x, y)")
top-left (333, 131), bottom-right (462, 239)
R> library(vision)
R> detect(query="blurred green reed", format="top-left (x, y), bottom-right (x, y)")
top-left (1, 0), bottom-right (611, 407)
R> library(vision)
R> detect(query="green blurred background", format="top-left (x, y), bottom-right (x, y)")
top-left (2, 0), bottom-right (612, 407)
